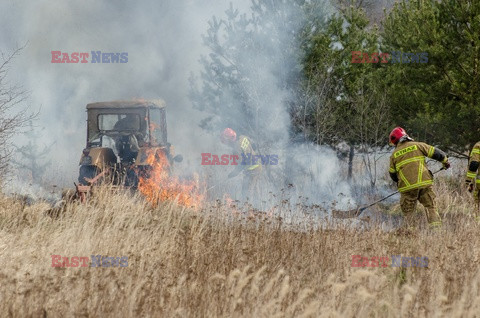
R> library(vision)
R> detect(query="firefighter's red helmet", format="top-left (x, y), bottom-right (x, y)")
top-left (221, 128), bottom-right (237, 144)
top-left (389, 127), bottom-right (407, 146)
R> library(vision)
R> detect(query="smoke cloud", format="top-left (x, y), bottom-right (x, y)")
top-left (0, 0), bottom-right (237, 184)
top-left (0, 0), bottom-right (354, 211)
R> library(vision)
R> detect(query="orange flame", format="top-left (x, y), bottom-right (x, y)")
top-left (138, 149), bottom-right (204, 209)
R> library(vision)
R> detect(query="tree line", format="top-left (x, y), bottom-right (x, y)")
top-left (190, 0), bottom-right (480, 184)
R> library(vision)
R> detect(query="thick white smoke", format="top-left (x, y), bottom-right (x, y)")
top-left (0, 0), bottom-right (238, 187)
top-left (187, 1), bottom-right (355, 210)
top-left (0, 0), bottom-right (354, 211)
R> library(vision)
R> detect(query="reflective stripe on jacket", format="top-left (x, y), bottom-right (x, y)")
top-left (237, 135), bottom-right (260, 171)
top-left (466, 142), bottom-right (480, 184)
top-left (389, 141), bottom-right (441, 192)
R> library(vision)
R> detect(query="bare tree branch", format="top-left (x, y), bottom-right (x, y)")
top-left (0, 45), bottom-right (37, 180)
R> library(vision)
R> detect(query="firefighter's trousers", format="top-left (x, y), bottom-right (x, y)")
top-left (242, 167), bottom-right (262, 202)
top-left (400, 186), bottom-right (442, 229)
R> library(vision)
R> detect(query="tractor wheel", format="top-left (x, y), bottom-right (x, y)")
top-left (78, 165), bottom-right (99, 185)
top-left (124, 166), bottom-right (139, 189)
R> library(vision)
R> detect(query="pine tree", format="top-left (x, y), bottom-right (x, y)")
top-left (301, 2), bottom-right (391, 182)
top-left (189, 0), bottom-right (331, 143)
top-left (382, 0), bottom-right (480, 153)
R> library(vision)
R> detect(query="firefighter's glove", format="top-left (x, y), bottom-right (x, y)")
top-left (467, 182), bottom-right (474, 193)
top-left (442, 161), bottom-right (451, 170)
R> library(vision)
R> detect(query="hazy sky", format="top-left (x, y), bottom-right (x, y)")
top-left (0, 0), bottom-right (355, 209)
top-left (0, 0), bottom-right (252, 186)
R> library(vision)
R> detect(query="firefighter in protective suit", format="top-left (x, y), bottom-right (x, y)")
top-left (465, 141), bottom-right (480, 222)
top-left (388, 127), bottom-right (450, 229)
top-left (221, 128), bottom-right (262, 201)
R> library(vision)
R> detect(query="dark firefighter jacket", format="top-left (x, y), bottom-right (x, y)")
top-left (389, 141), bottom-right (448, 192)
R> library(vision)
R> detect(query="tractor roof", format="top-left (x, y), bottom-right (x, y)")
top-left (86, 99), bottom-right (166, 110)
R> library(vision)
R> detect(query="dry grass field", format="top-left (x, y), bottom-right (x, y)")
top-left (0, 178), bottom-right (479, 317)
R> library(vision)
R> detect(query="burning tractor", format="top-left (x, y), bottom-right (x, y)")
top-left (73, 99), bottom-right (183, 201)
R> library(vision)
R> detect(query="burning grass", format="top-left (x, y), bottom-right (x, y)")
top-left (138, 149), bottom-right (204, 209)
top-left (0, 178), bottom-right (479, 317)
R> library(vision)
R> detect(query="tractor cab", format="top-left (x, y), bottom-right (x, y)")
top-left (86, 99), bottom-right (167, 156)
top-left (78, 99), bottom-right (182, 190)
